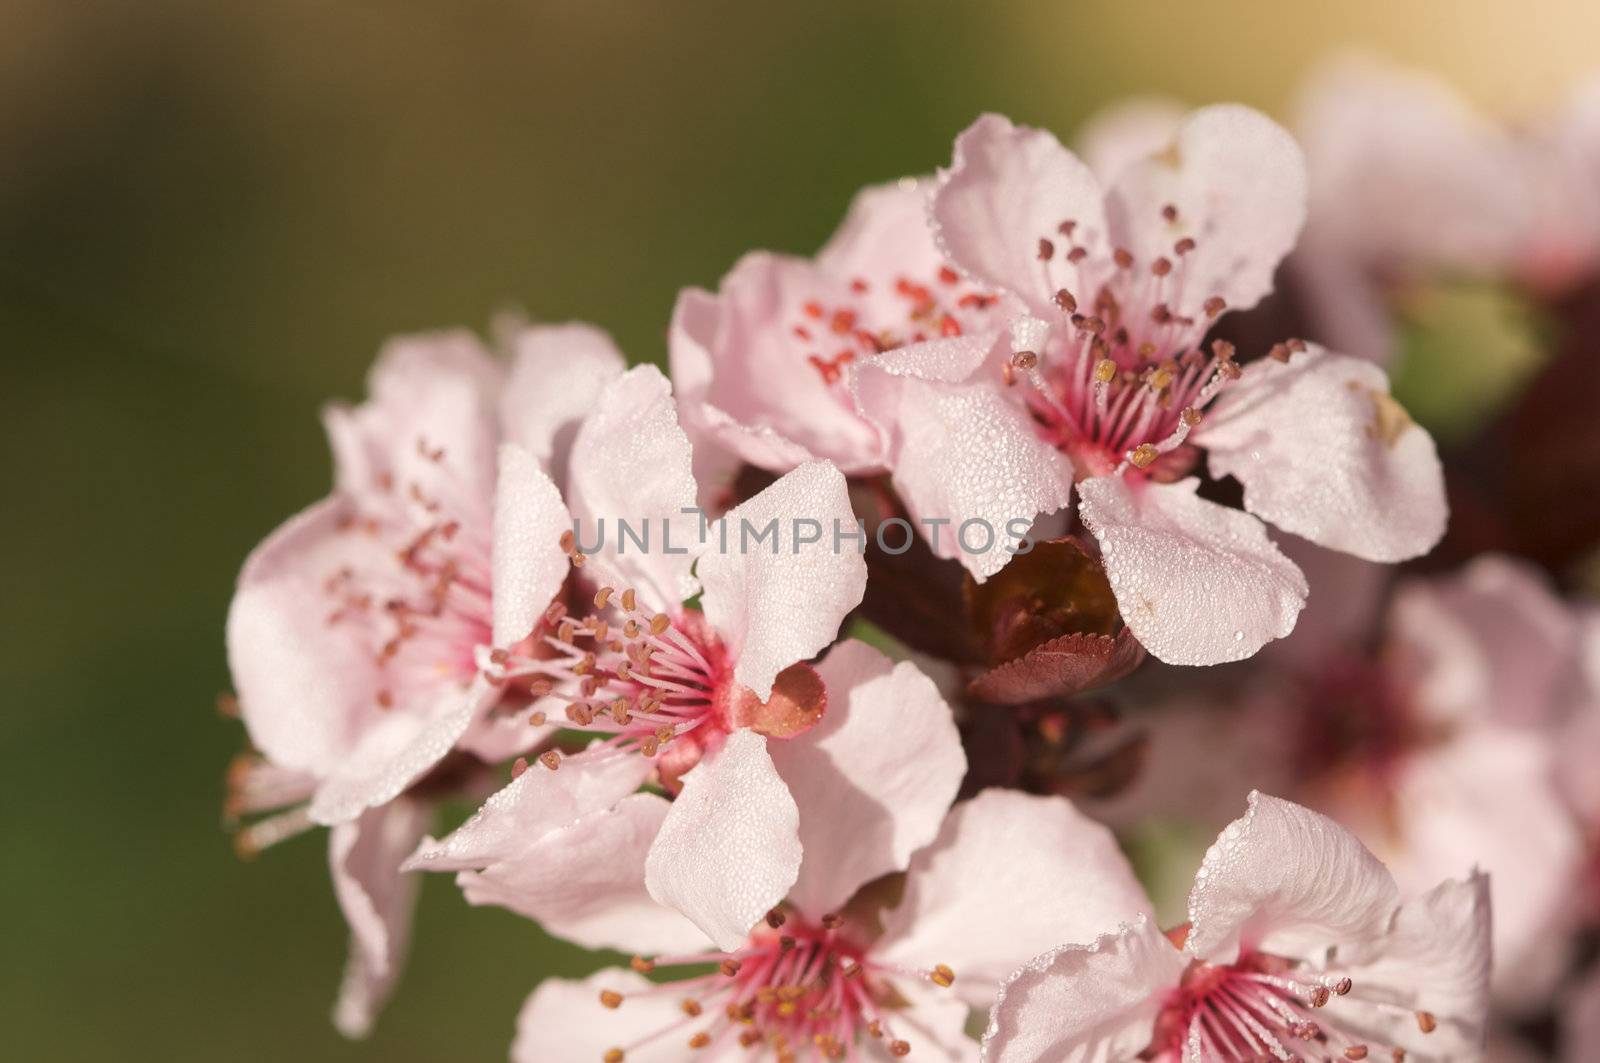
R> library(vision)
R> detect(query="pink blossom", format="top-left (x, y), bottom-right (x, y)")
top-left (409, 364), bottom-right (967, 951)
top-left (851, 109), bottom-right (1445, 664)
top-left (224, 325), bottom-right (622, 1032)
top-left (981, 792), bottom-right (1491, 1063)
top-left (507, 790), bottom-right (1149, 1062)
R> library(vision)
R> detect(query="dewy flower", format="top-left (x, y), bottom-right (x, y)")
top-left (850, 108), bottom-right (1446, 665)
top-left (409, 363), bottom-right (968, 951)
top-left (1100, 550), bottom-right (1586, 1010)
top-left (508, 790), bottom-right (1150, 1062)
top-left (223, 324), bottom-right (622, 1033)
top-left (670, 177), bottom-right (1023, 482)
top-left (981, 792), bottom-right (1492, 1063)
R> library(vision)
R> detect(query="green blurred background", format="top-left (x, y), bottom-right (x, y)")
top-left (3, 2), bottom-right (1596, 1058)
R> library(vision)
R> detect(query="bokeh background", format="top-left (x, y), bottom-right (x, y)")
top-left (5, 2), bottom-right (1599, 1058)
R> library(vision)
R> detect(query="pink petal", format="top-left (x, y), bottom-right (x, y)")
top-left (1105, 104), bottom-right (1306, 318)
top-left (512, 970), bottom-right (692, 1063)
top-left (1076, 98), bottom-right (1186, 184)
top-left (853, 332), bottom-right (1073, 581)
top-left (308, 676), bottom-right (499, 826)
top-left (328, 797), bottom-right (431, 1038)
top-left (698, 460), bottom-right (866, 700)
top-left (405, 746), bottom-right (650, 872)
top-left (875, 789), bottom-right (1152, 1010)
top-left (644, 729), bottom-right (802, 951)
top-left (1077, 476), bottom-right (1307, 666)
top-left (1184, 791), bottom-right (1399, 965)
top-left (979, 916), bottom-right (1184, 1063)
top-left (1197, 345), bottom-right (1447, 562)
top-left (669, 252), bottom-right (884, 475)
top-left (815, 178), bottom-right (946, 321)
top-left (490, 443), bottom-right (571, 648)
top-left (460, 793), bottom-right (708, 956)
top-left (499, 321), bottom-right (625, 482)
top-left (769, 640), bottom-right (965, 921)
top-left (1333, 872), bottom-right (1492, 1060)
top-left (226, 496), bottom-right (381, 777)
top-left (931, 113), bottom-right (1108, 315)
top-left (566, 364), bottom-right (702, 611)
top-left (1388, 555), bottom-right (1579, 729)
top-left (880, 977), bottom-right (982, 1062)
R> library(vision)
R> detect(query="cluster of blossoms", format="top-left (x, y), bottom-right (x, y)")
top-left (221, 59), bottom-right (1600, 1060)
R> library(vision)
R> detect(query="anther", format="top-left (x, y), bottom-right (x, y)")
top-left (929, 964), bottom-right (955, 988)
top-left (1181, 407), bottom-right (1202, 427)
top-left (528, 710), bottom-right (547, 726)
top-left (650, 613), bottom-right (671, 636)
top-left (1093, 359), bottom-right (1117, 384)
top-left (1067, 246), bottom-right (1088, 263)
top-left (681, 998), bottom-right (702, 1016)
top-left (1038, 238), bottom-right (1054, 261)
top-left (604, 1049), bottom-right (624, 1063)
top-left (620, 588), bottom-right (637, 611)
top-left (1011, 350), bottom-right (1038, 370)
top-left (1332, 977), bottom-right (1353, 996)
top-left (539, 750), bottom-right (562, 771)
top-left (720, 959), bottom-right (742, 977)
top-left (630, 956), bottom-right (655, 973)
top-left (1057, 220), bottom-right (1077, 236)
top-left (1054, 288), bottom-right (1077, 312)
top-left (890, 1042), bottom-right (911, 1057)
top-left (821, 913), bottom-right (844, 930)
top-left (599, 989), bottom-right (623, 1009)
top-left (1415, 1011), bottom-right (1436, 1034)
top-left (1269, 342), bottom-right (1291, 362)
top-left (766, 909), bottom-right (787, 929)
top-left (594, 587), bottom-right (613, 609)
top-left (511, 756), bottom-right (529, 779)
top-left (1310, 986), bottom-right (1331, 1008)
top-left (1345, 1048), bottom-right (1369, 1061)
top-left (688, 1032), bottom-right (712, 1049)
top-left (1210, 339), bottom-right (1236, 361)
top-left (1161, 204), bottom-right (1179, 222)
top-left (1152, 257), bottom-right (1172, 277)
top-left (1174, 237), bottom-right (1196, 255)
top-left (1130, 444), bottom-right (1160, 469)
top-left (1113, 248), bottom-right (1134, 269)
top-left (1203, 296), bottom-right (1226, 318)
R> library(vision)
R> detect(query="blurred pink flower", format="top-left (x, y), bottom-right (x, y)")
top-left (851, 109), bottom-right (1445, 664)
top-left (224, 325), bottom-right (621, 1032)
top-left (410, 364), bottom-right (967, 951)
top-left (507, 791), bottom-right (1148, 1062)
top-left (981, 792), bottom-right (1491, 1063)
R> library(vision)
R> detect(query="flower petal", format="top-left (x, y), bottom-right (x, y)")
top-left (567, 364), bottom-right (702, 611)
top-left (512, 970), bottom-right (696, 1063)
top-left (499, 321), bottom-right (625, 482)
top-left (669, 251), bottom-right (884, 475)
top-left (1076, 98), bottom-right (1186, 184)
top-left (328, 797), bottom-right (431, 1038)
top-left (1185, 791), bottom-right (1399, 964)
top-left (459, 793), bottom-right (708, 956)
top-left (226, 496), bottom-right (381, 776)
top-left (979, 916), bottom-right (1184, 1063)
top-left (491, 443), bottom-right (571, 648)
top-left (405, 746), bottom-right (650, 872)
top-left (644, 730), bottom-right (802, 951)
top-left (874, 976), bottom-right (981, 1063)
top-left (1105, 104), bottom-right (1306, 317)
top-left (853, 331), bottom-right (1073, 581)
top-left (1197, 345), bottom-right (1447, 562)
top-left (308, 676), bottom-right (496, 825)
top-left (1332, 872), bottom-right (1492, 1062)
top-left (769, 640), bottom-right (965, 921)
top-left (1077, 476), bottom-right (1307, 666)
top-left (931, 113), bottom-right (1108, 315)
top-left (876, 789), bottom-right (1152, 1009)
top-left (698, 459), bottom-right (866, 700)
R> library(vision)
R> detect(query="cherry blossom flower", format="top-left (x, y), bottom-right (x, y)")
top-left (224, 325), bottom-right (621, 1032)
top-left (507, 790), bottom-right (1150, 1062)
top-left (850, 109), bottom-right (1445, 665)
top-left (981, 792), bottom-right (1492, 1063)
top-left (410, 363), bottom-right (967, 951)
top-left (1097, 550), bottom-right (1586, 1010)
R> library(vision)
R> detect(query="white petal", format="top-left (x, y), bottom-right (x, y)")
top-left (500, 321), bottom-right (625, 482)
top-left (1106, 104), bottom-right (1306, 317)
top-left (645, 730), bottom-right (802, 951)
top-left (876, 789), bottom-right (1153, 1010)
top-left (512, 970), bottom-right (702, 1063)
top-left (931, 113), bottom-right (1109, 315)
top-left (770, 640), bottom-right (965, 921)
top-left (1185, 791), bottom-right (1399, 964)
top-left (980, 917), bottom-right (1184, 1063)
top-left (1077, 476), bottom-right (1307, 666)
top-left (328, 798), bottom-right (431, 1038)
top-left (566, 364), bottom-right (702, 611)
top-left (308, 677), bottom-right (496, 826)
top-left (853, 333), bottom-right (1073, 581)
top-left (460, 793), bottom-right (708, 956)
top-left (1197, 345), bottom-right (1447, 562)
top-left (490, 443), bottom-right (570, 648)
top-left (697, 460), bottom-right (866, 700)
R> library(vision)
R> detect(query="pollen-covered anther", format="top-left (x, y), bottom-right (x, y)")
top-left (538, 750), bottom-right (562, 771)
top-left (1113, 248), bottom-right (1134, 269)
top-left (1180, 406), bottom-right (1203, 428)
top-left (1345, 1047), bottom-right (1369, 1060)
top-left (528, 710), bottom-right (547, 726)
top-left (599, 989), bottom-right (624, 1009)
top-left (720, 959), bottom-right (742, 977)
top-left (889, 1041), bottom-right (911, 1057)
top-left (929, 964), bottom-right (955, 988)
top-left (1415, 1011), bottom-right (1437, 1033)
top-left (766, 908), bottom-right (787, 929)
top-left (1174, 237), bottom-right (1197, 255)
top-left (1093, 358), bottom-right (1117, 384)
top-left (1310, 985), bottom-right (1332, 1008)
top-left (1054, 288), bottom-right (1077, 311)
top-left (1011, 350), bottom-right (1038, 370)
top-left (1038, 238), bottom-right (1055, 260)
top-left (593, 586), bottom-right (613, 609)
top-left (510, 756), bottom-right (529, 779)
top-left (603, 1049), bottom-right (624, 1063)
top-left (630, 956), bottom-right (655, 974)
top-left (1203, 295), bottom-right (1227, 318)
top-left (1129, 444), bottom-right (1161, 469)
top-left (1151, 257), bottom-right (1172, 277)
top-left (1331, 977), bottom-right (1353, 996)
top-left (1161, 203), bottom-right (1179, 222)
top-left (649, 613), bottom-right (671, 636)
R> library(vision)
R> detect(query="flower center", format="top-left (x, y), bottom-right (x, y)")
top-left (1147, 946), bottom-right (1440, 1062)
top-left (1004, 208), bottom-right (1289, 479)
top-left (595, 912), bottom-right (955, 1062)
top-left (323, 436), bottom-right (495, 708)
top-left (789, 264), bottom-right (1001, 387)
